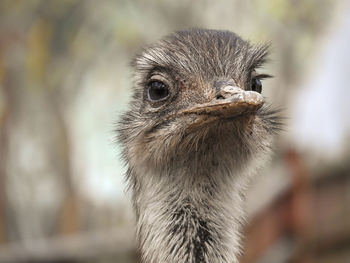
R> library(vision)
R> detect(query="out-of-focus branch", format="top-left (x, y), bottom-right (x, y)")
top-left (0, 227), bottom-right (137, 262)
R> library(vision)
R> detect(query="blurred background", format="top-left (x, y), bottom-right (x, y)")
top-left (0, 0), bottom-right (350, 262)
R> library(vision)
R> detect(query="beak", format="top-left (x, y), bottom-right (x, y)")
top-left (179, 86), bottom-right (264, 118)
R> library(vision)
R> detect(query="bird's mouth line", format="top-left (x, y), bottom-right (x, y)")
top-left (164, 92), bottom-right (264, 122)
top-left (148, 91), bottom-right (264, 133)
top-left (179, 101), bottom-right (263, 118)
top-left (180, 107), bottom-right (259, 131)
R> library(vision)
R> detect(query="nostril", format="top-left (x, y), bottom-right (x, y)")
top-left (216, 95), bottom-right (225, 100)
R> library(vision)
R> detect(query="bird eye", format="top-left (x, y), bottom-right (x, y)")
top-left (147, 80), bottom-right (169, 102)
top-left (251, 78), bottom-right (262, 93)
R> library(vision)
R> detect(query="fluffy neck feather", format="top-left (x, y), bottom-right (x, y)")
top-left (131, 162), bottom-right (257, 263)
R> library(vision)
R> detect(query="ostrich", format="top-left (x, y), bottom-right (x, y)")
top-left (117, 29), bottom-right (281, 263)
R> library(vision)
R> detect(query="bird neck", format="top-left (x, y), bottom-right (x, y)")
top-left (133, 167), bottom-right (250, 263)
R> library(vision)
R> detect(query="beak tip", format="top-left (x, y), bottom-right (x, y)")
top-left (241, 91), bottom-right (264, 106)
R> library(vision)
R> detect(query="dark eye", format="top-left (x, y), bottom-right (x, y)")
top-left (148, 80), bottom-right (169, 102)
top-left (251, 78), bottom-right (262, 93)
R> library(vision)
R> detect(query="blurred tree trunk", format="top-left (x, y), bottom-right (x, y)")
top-left (0, 89), bottom-right (8, 244)
top-left (52, 98), bottom-right (80, 235)
top-left (0, 58), bottom-right (16, 243)
top-left (0, 129), bottom-right (7, 244)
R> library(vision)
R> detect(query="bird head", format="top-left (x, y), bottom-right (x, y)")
top-left (118, 29), bottom-right (280, 174)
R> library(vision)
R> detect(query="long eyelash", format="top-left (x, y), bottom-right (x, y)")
top-left (256, 74), bottom-right (273, 79)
